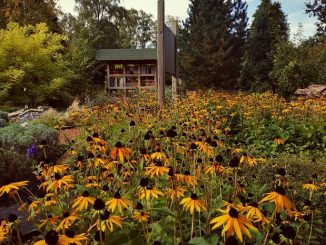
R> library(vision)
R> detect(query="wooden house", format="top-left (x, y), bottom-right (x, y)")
top-left (96, 49), bottom-right (157, 93)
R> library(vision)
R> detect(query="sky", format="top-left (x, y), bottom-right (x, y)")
top-left (57, 0), bottom-right (317, 38)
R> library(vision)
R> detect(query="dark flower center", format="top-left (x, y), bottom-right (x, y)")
top-left (229, 207), bottom-right (239, 218)
top-left (311, 173), bottom-right (317, 179)
top-left (8, 213), bottom-right (18, 222)
top-left (281, 225), bottom-right (296, 239)
top-left (45, 230), bottom-right (59, 245)
top-left (140, 178), bottom-right (149, 187)
top-left (168, 166), bottom-right (174, 176)
top-left (65, 229), bottom-right (75, 238)
top-left (77, 156), bottom-right (84, 161)
top-left (249, 202), bottom-right (258, 208)
top-left (114, 192), bottom-right (121, 199)
top-left (92, 133), bottom-right (99, 138)
top-left (140, 148), bottom-right (147, 154)
top-left (54, 173), bottom-right (62, 180)
top-left (272, 233), bottom-right (281, 244)
top-left (184, 170), bottom-right (190, 176)
top-left (190, 193), bottom-right (198, 200)
top-left (225, 236), bottom-right (238, 245)
top-left (304, 199), bottom-right (312, 207)
top-left (94, 198), bottom-right (105, 210)
top-left (115, 142), bottom-right (123, 148)
top-left (190, 143), bottom-right (198, 150)
top-left (229, 157), bottom-right (240, 168)
top-left (82, 191), bottom-right (89, 197)
top-left (63, 212), bottom-right (70, 218)
top-left (155, 161), bottom-right (163, 167)
top-left (136, 202), bottom-right (143, 210)
top-left (275, 186), bottom-right (286, 196)
top-left (103, 185), bottom-right (110, 191)
top-left (277, 168), bottom-right (286, 176)
top-left (215, 154), bottom-right (224, 162)
top-left (100, 210), bottom-right (111, 220)
top-left (147, 186), bottom-right (153, 190)
top-left (86, 136), bottom-right (93, 142)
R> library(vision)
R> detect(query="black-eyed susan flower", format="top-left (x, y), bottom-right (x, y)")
top-left (0, 219), bottom-right (10, 243)
top-left (274, 138), bottom-right (284, 145)
top-left (106, 191), bottom-right (132, 213)
top-left (138, 186), bottom-right (164, 200)
top-left (240, 153), bottom-right (257, 166)
top-left (111, 142), bottom-right (131, 163)
top-left (56, 212), bottom-right (78, 231)
top-left (145, 160), bottom-right (169, 178)
top-left (39, 214), bottom-right (60, 228)
top-left (205, 163), bottom-right (225, 174)
top-left (166, 186), bottom-right (186, 201)
top-left (34, 229), bottom-right (70, 245)
top-left (64, 230), bottom-right (88, 245)
top-left (210, 207), bottom-right (258, 243)
top-left (0, 181), bottom-right (29, 197)
top-left (259, 186), bottom-right (293, 213)
top-left (243, 202), bottom-right (269, 225)
top-left (302, 182), bottom-right (319, 191)
top-left (133, 210), bottom-right (150, 223)
top-left (180, 193), bottom-right (207, 214)
top-left (46, 174), bottom-right (74, 192)
top-left (183, 171), bottom-right (197, 187)
top-left (72, 191), bottom-right (96, 211)
top-left (88, 210), bottom-right (123, 232)
top-left (281, 225), bottom-right (296, 240)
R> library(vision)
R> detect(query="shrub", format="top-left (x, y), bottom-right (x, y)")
top-left (0, 123), bottom-right (59, 159)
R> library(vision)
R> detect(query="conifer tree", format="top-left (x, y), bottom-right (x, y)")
top-left (241, 0), bottom-right (289, 91)
top-left (179, 0), bottom-right (248, 88)
top-left (306, 0), bottom-right (326, 36)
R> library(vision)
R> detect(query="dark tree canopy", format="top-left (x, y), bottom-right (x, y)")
top-left (241, 0), bottom-right (289, 91)
top-left (179, 0), bottom-right (248, 89)
top-left (0, 0), bottom-right (62, 32)
top-left (306, 0), bottom-right (326, 36)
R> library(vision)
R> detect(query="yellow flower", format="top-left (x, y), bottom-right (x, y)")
top-left (56, 212), bottom-right (78, 231)
top-left (64, 232), bottom-right (88, 245)
top-left (303, 183), bottom-right (319, 191)
top-left (259, 186), bottom-right (293, 213)
top-left (145, 160), bottom-right (169, 178)
top-left (150, 150), bottom-right (166, 161)
top-left (180, 193), bottom-right (207, 214)
top-left (106, 191), bottom-right (132, 213)
top-left (240, 154), bottom-right (257, 166)
top-left (133, 210), bottom-right (150, 223)
top-left (205, 163), bottom-right (225, 174)
top-left (34, 230), bottom-right (70, 245)
top-left (274, 138), bottom-right (284, 145)
top-left (89, 210), bottom-right (123, 232)
top-left (183, 171), bottom-right (197, 187)
top-left (72, 191), bottom-right (96, 211)
top-left (210, 207), bottom-right (258, 243)
top-left (0, 220), bottom-right (10, 243)
top-left (243, 202), bottom-right (269, 225)
top-left (166, 186), bottom-right (186, 201)
top-left (138, 186), bottom-right (164, 200)
top-left (0, 180), bottom-right (29, 197)
top-left (46, 174), bottom-right (74, 192)
top-left (111, 142), bottom-right (131, 163)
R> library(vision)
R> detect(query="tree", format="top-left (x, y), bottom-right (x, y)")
top-left (0, 0), bottom-right (62, 32)
top-left (306, 0), bottom-right (326, 36)
top-left (0, 22), bottom-right (74, 107)
top-left (241, 0), bottom-right (289, 91)
top-left (179, 0), bottom-right (248, 89)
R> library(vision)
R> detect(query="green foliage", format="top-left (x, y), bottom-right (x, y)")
top-left (179, 0), bottom-right (248, 89)
top-left (0, 22), bottom-right (75, 107)
top-left (0, 0), bottom-right (61, 32)
top-left (0, 123), bottom-right (58, 155)
top-left (0, 110), bottom-right (8, 128)
top-left (242, 0), bottom-right (289, 91)
top-left (271, 32), bottom-right (326, 97)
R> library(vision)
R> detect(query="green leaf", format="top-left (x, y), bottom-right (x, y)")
top-left (188, 237), bottom-right (210, 245)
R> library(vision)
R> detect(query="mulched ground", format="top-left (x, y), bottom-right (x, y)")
top-left (58, 127), bottom-right (81, 145)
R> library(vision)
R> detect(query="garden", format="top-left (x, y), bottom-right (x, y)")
top-left (0, 90), bottom-right (325, 244)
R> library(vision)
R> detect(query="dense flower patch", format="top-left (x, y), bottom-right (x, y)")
top-left (0, 91), bottom-right (325, 244)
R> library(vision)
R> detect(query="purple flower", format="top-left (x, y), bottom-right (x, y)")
top-left (27, 144), bottom-right (37, 158)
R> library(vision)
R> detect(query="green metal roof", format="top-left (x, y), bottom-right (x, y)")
top-left (96, 48), bottom-right (157, 61)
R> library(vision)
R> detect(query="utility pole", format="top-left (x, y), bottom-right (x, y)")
top-left (157, 0), bottom-right (165, 106)
top-left (171, 19), bottom-right (178, 102)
